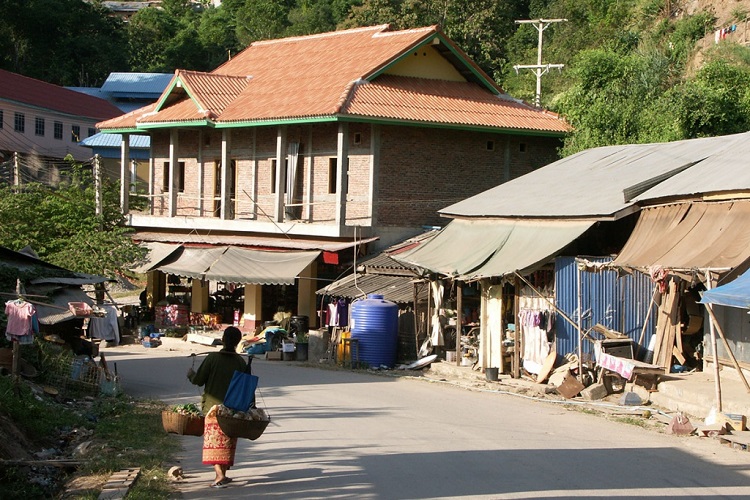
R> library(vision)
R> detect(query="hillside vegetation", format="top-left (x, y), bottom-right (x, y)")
top-left (1, 0), bottom-right (749, 154)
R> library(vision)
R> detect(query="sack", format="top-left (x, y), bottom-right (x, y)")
top-left (667, 412), bottom-right (695, 435)
top-left (223, 361), bottom-right (258, 412)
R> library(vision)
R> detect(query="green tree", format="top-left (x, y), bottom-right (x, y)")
top-left (0, 159), bottom-right (143, 277)
top-left (0, 0), bottom-right (127, 86)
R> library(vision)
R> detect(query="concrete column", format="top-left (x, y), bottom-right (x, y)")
top-left (243, 284), bottom-right (263, 332)
top-left (120, 133), bottom-right (130, 214)
top-left (274, 126), bottom-right (288, 222)
top-left (368, 124), bottom-right (380, 227)
top-left (220, 129), bottom-right (230, 219)
top-left (297, 260), bottom-right (317, 327)
top-left (168, 129), bottom-right (178, 217)
top-left (335, 123), bottom-right (349, 228)
top-left (191, 279), bottom-right (209, 313)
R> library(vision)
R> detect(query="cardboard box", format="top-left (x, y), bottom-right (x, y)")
top-left (555, 370), bottom-right (584, 399)
top-left (718, 412), bottom-right (747, 431)
top-left (265, 351), bottom-right (282, 361)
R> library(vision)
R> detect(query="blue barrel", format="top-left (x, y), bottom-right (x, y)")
top-left (350, 294), bottom-right (398, 368)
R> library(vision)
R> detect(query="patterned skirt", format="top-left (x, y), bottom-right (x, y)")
top-left (202, 405), bottom-right (238, 466)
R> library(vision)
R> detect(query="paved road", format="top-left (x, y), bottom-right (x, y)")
top-left (103, 338), bottom-right (750, 499)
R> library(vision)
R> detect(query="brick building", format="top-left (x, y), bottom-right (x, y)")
top-left (98, 24), bottom-right (570, 332)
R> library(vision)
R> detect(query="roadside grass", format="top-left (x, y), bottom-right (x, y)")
top-left (0, 369), bottom-right (180, 499)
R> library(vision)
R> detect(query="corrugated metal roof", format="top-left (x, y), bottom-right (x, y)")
top-left (32, 287), bottom-right (94, 325)
top-left (100, 73), bottom-right (173, 96)
top-left (316, 272), bottom-right (420, 304)
top-left (99, 25), bottom-right (569, 135)
top-left (634, 132), bottom-right (750, 202)
top-left (0, 69), bottom-right (122, 120)
top-left (80, 132), bottom-right (150, 149)
top-left (441, 132), bottom-right (750, 219)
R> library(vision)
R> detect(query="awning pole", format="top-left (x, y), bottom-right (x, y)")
top-left (705, 271), bottom-right (723, 412)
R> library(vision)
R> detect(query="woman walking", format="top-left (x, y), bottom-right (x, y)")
top-left (188, 326), bottom-right (246, 488)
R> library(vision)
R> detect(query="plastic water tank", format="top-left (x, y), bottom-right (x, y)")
top-left (350, 294), bottom-right (398, 368)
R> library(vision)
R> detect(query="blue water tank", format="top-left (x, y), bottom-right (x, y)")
top-left (350, 294), bottom-right (398, 368)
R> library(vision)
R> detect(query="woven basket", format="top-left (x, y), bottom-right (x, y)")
top-left (161, 410), bottom-right (205, 436)
top-left (217, 415), bottom-right (270, 440)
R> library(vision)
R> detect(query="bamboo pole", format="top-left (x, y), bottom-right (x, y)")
top-left (456, 282), bottom-right (463, 366)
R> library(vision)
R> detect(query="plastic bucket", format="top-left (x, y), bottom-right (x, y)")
top-left (485, 367), bottom-right (499, 381)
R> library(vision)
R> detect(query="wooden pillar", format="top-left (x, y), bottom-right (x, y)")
top-left (456, 282), bottom-right (463, 366)
top-left (297, 260), bottom-right (317, 326)
top-left (513, 275), bottom-right (520, 379)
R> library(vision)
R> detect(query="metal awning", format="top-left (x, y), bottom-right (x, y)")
top-left (153, 246), bottom-right (319, 285)
top-left (612, 201), bottom-right (750, 272)
top-left (393, 218), bottom-right (594, 281)
top-left (129, 242), bottom-right (183, 273)
top-left (204, 247), bottom-right (319, 285)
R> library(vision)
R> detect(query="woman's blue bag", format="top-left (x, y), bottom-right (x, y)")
top-left (223, 357), bottom-right (258, 412)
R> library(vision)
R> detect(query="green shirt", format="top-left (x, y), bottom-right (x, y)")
top-left (189, 349), bottom-right (247, 415)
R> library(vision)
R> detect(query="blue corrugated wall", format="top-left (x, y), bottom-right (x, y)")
top-left (554, 256), bottom-right (656, 361)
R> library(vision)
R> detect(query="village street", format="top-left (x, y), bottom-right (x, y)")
top-left (104, 338), bottom-right (750, 499)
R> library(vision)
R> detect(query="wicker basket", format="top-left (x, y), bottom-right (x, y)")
top-left (217, 415), bottom-right (270, 440)
top-left (162, 410), bottom-right (205, 436)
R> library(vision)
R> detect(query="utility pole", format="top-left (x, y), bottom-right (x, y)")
top-left (94, 154), bottom-right (103, 218)
top-left (513, 18), bottom-right (567, 108)
top-left (13, 152), bottom-right (20, 187)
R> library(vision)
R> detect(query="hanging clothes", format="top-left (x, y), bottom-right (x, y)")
top-left (520, 307), bottom-right (551, 375)
top-left (88, 304), bottom-right (120, 344)
top-left (5, 300), bottom-right (36, 343)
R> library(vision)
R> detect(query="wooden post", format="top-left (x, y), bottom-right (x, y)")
top-left (705, 272), bottom-right (723, 412)
top-left (513, 275), bottom-right (520, 379)
top-left (456, 282), bottom-right (463, 366)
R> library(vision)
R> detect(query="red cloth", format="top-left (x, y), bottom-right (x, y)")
top-left (323, 251), bottom-right (339, 264)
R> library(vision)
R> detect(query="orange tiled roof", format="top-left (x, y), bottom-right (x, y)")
top-left (343, 75), bottom-right (570, 133)
top-left (99, 25), bottom-right (569, 134)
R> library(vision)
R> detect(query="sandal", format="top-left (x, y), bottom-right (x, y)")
top-left (210, 478), bottom-right (230, 488)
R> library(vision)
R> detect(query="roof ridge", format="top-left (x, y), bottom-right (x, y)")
top-left (251, 24), bottom-right (391, 47)
top-left (372, 25), bottom-right (437, 38)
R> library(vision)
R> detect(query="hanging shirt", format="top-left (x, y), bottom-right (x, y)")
top-left (88, 304), bottom-right (120, 344)
top-left (5, 300), bottom-right (35, 336)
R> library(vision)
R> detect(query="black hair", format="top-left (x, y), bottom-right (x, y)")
top-left (222, 326), bottom-right (242, 350)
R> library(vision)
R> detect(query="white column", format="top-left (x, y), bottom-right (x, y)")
top-left (297, 260), bottom-right (317, 325)
top-left (274, 126), bottom-right (288, 222)
top-left (220, 130), bottom-right (230, 219)
top-left (335, 123), bottom-right (349, 228)
top-left (120, 133), bottom-right (130, 214)
top-left (244, 284), bottom-right (263, 332)
top-left (168, 129), bottom-right (178, 217)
